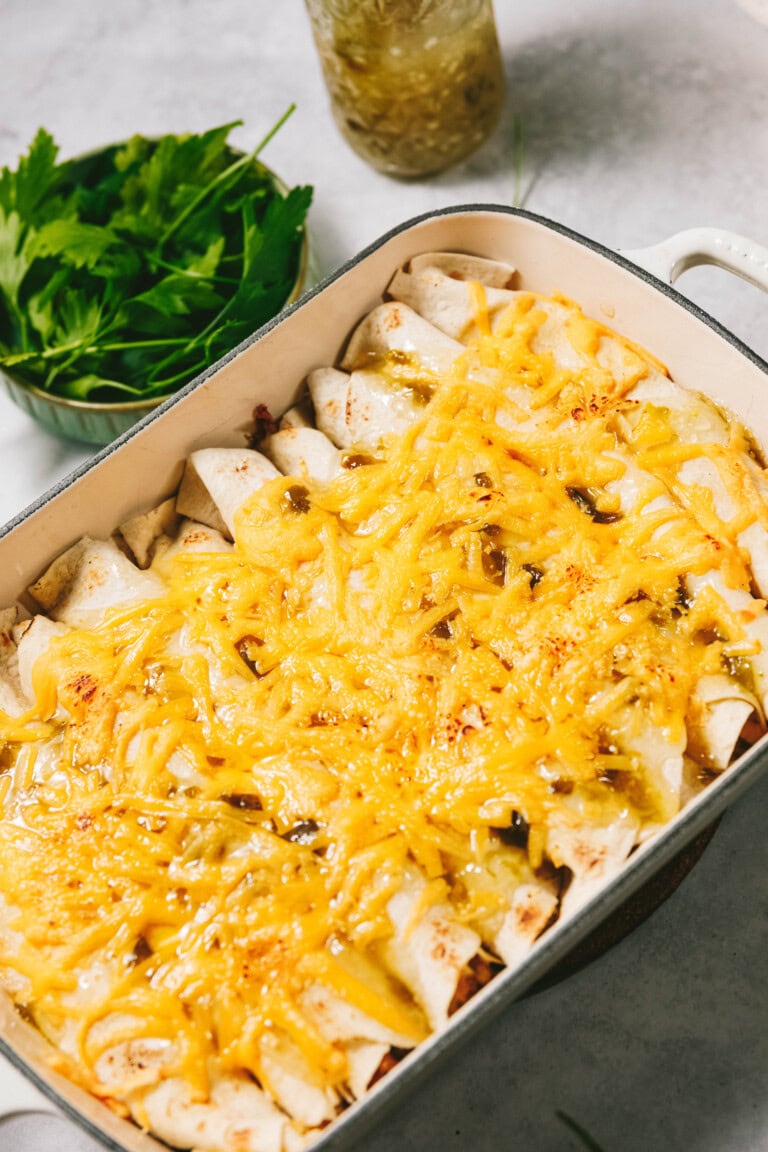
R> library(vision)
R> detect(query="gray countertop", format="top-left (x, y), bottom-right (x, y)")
top-left (0, 1), bottom-right (767, 1149)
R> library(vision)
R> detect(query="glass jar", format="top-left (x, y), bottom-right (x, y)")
top-left (305, 0), bottom-right (505, 179)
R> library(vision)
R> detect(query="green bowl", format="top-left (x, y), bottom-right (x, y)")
top-left (1, 148), bottom-right (309, 447)
top-left (2, 234), bottom-right (307, 446)
top-left (0, 379), bottom-right (166, 445)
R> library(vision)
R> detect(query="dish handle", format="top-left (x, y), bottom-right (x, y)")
top-left (622, 227), bottom-right (768, 293)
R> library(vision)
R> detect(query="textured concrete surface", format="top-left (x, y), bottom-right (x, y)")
top-left (0, 1), bottom-right (766, 1149)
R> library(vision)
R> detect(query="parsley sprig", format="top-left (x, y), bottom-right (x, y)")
top-left (0, 110), bottom-right (311, 403)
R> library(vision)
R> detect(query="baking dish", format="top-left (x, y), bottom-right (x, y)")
top-left (0, 206), bottom-right (767, 1151)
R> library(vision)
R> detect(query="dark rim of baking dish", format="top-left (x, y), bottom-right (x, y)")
top-left (1, 205), bottom-right (767, 1152)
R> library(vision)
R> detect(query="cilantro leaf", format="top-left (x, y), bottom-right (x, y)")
top-left (246, 185), bottom-right (312, 288)
top-left (180, 236), bottom-right (226, 279)
top-left (111, 123), bottom-right (241, 243)
top-left (25, 268), bottom-right (71, 345)
top-left (0, 128), bottom-right (58, 220)
top-left (126, 274), bottom-right (225, 320)
top-left (0, 208), bottom-right (30, 307)
top-left (52, 288), bottom-right (106, 347)
top-left (58, 374), bottom-right (147, 401)
top-left (0, 114), bottom-right (311, 405)
top-left (27, 219), bottom-right (117, 271)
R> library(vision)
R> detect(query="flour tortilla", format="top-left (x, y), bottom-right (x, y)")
top-left (135, 1074), bottom-right (302, 1152)
top-left (176, 448), bottom-right (280, 539)
top-left (341, 301), bottom-right (464, 376)
top-left (547, 809), bottom-right (639, 921)
top-left (387, 251), bottom-right (519, 341)
top-left (677, 453), bottom-right (768, 600)
top-left (14, 614), bottom-right (70, 705)
top-left (688, 568), bottom-right (768, 714)
top-left (308, 365), bottom-right (426, 450)
top-left (689, 674), bottom-right (759, 771)
top-left (279, 401), bottom-right (314, 430)
top-left (310, 301), bottom-right (465, 450)
top-left (0, 606), bottom-right (26, 717)
top-left (28, 537), bottom-right (165, 629)
top-left (118, 497), bottom-right (179, 569)
top-left (262, 426), bottom-right (343, 484)
top-left (258, 1034), bottom-right (338, 1129)
top-left (380, 864), bottom-right (481, 1031)
top-left (151, 519), bottom-right (233, 570)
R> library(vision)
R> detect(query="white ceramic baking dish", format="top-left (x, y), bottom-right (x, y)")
top-left (1, 207), bottom-right (767, 1151)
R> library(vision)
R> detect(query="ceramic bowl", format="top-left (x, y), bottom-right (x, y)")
top-left (1, 146), bottom-right (309, 447)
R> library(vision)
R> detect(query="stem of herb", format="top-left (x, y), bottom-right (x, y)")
top-left (144, 330), bottom-right (205, 384)
top-left (142, 361), bottom-right (207, 395)
top-left (249, 102), bottom-right (297, 162)
top-left (147, 204), bottom-right (255, 385)
top-left (2, 336), bottom-right (191, 366)
top-left (95, 338), bottom-right (191, 353)
top-left (156, 103), bottom-right (296, 252)
top-left (186, 203), bottom-right (254, 352)
top-left (148, 254), bottom-right (240, 285)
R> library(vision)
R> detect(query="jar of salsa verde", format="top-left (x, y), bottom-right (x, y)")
top-left (305, 0), bottom-right (505, 179)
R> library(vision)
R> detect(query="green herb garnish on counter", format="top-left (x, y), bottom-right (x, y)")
top-left (0, 109), bottom-right (311, 403)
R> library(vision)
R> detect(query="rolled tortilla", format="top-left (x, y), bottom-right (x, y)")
top-left (739, 519), bottom-right (768, 599)
top-left (341, 302), bottom-right (464, 376)
top-left (495, 883), bottom-right (559, 967)
top-left (409, 251), bottom-right (518, 287)
top-left (688, 674), bottom-right (759, 771)
top-left (618, 710), bottom-right (687, 823)
top-left (300, 980), bottom-right (418, 1052)
top-left (343, 1041), bottom-right (390, 1100)
top-left (258, 1033), bottom-right (338, 1129)
top-left (151, 519), bottom-right (233, 570)
top-left (90, 1014), bottom-right (177, 1096)
top-left (380, 864), bottom-right (481, 1031)
top-left (135, 1074), bottom-right (301, 1152)
top-left (308, 366), bottom-right (428, 450)
top-left (604, 448), bottom-right (672, 520)
top-left (14, 615), bottom-right (70, 705)
top-left (27, 537), bottom-right (165, 629)
top-left (547, 808), bottom-right (639, 920)
top-left (387, 252), bottom-right (519, 341)
top-left (306, 368), bottom-right (351, 448)
top-left (176, 449), bottom-right (280, 539)
top-left (0, 607), bottom-right (25, 717)
top-left (676, 453), bottom-right (768, 600)
top-left (309, 304), bottom-right (464, 451)
top-left (460, 849), bottom-right (558, 969)
top-left (687, 568), bottom-right (768, 713)
top-left (262, 426), bottom-right (343, 485)
top-left (605, 450), bottom-right (768, 723)
top-left (299, 978), bottom-right (418, 1100)
top-left (624, 374), bottom-right (730, 446)
top-left (279, 401), bottom-right (314, 431)
top-left (118, 497), bottom-right (179, 569)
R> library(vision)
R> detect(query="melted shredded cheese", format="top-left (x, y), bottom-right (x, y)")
top-left (0, 290), bottom-right (766, 1122)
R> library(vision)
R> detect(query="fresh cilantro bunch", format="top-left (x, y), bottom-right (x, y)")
top-left (0, 111), bottom-right (311, 403)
